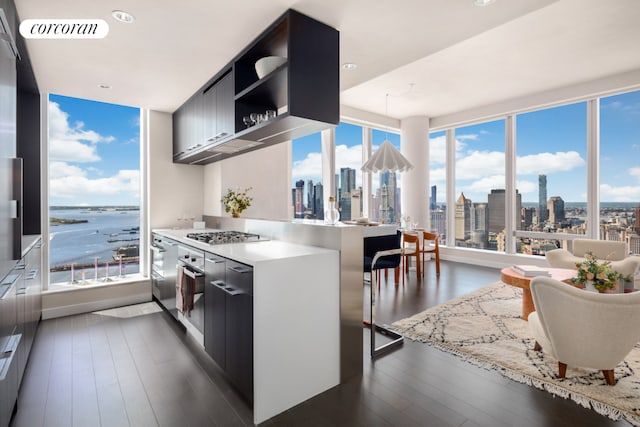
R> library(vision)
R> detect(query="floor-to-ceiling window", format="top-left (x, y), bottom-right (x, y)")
top-left (335, 123), bottom-right (363, 221)
top-left (291, 132), bottom-right (322, 219)
top-left (48, 94), bottom-right (141, 287)
top-left (372, 128), bottom-right (402, 223)
top-left (515, 102), bottom-right (587, 255)
top-left (454, 119), bottom-right (506, 251)
top-left (429, 130), bottom-right (447, 242)
top-left (599, 90), bottom-right (640, 254)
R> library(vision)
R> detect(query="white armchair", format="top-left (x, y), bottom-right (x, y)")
top-left (529, 276), bottom-right (640, 385)
top-left (545, 239), bottom-right (640, 278)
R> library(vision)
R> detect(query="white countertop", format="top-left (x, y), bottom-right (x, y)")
top-left (153, 228), bottom-right (336, 266)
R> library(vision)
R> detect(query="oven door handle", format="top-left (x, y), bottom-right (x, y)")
top-left (150, 245), bottom-right (165, 254)
top-left (183, 268), bottom-right (204, 279)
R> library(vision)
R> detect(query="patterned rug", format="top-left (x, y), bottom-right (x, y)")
top-left (390, 282), bottom-right (640, 426)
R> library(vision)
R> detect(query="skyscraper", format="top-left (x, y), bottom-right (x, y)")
top-left (430, 185), bottom-right (437, 211)
top-left (455, 193), bottom-right (472, 241)
top-left (340, 167), bottom-right (356, 196)
top-left (472, 202), bottom-right (489, 248)
top-left (307, 179), bottom-right (314, 213)
top-left (379, 171), bottom-right (398, 222)
top-left (522, 207), bottom-right (535, 229)
top-left (548, 196), bottom-right (565, 224)
top-left (293, 180), bottom-right (305, 218)
top-left (538, 174), bottom-right (548, 224)
top-left (313, 183), bottom-right (324, 220)
top-left (487, 189), bottom-right (522, 234)
top-left (634, 202), bottom-right (640, 234)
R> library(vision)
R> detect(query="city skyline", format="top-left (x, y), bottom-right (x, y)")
top-left (294, 90), bottom-right (639, 207)
top-left (49, 94), bottom-right (141, 206)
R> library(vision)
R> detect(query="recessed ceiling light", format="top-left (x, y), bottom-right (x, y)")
top-left (98, 84), bottom-right (111, 89)
top-left (342, 63), bottom-right (358, 70)
top-left (112, 10), bottom-right (135, 23)
top-left (474, 0), bottom-right (496, 6)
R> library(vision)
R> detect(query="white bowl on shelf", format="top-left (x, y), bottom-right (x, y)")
top-left (255, 56), bottom-right (287, 79)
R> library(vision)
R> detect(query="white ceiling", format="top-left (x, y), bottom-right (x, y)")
top-left (15, 0), bottom-right (640, 121)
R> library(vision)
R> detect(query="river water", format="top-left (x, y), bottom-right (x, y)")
top-left (49, 208), bottom-right (140, 284)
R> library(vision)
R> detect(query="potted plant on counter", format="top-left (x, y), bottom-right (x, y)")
top-left (222, 187), bottom-right (252, 218)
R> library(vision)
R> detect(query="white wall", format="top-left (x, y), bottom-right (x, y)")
top-left (203, 141), bottom-right (291, 221)
top-left (147, 110), bottom-right (204, 228)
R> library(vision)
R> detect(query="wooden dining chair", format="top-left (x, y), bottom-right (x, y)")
top-left (421, 231), bottom-right (440, 276)
top-left (401, 232), bottom-right (421, 278)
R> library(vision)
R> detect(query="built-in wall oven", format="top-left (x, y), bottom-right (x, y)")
top-left (150, 234), bottom-right (179, 319)
top-left (177, 245), bottom-right (205, 334)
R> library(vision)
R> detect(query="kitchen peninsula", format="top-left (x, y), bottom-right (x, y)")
top-left (153, 227), bottom-right (340, 424)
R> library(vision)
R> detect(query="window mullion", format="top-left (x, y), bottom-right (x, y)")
top-left (586, 99), bottom-right (599, 239)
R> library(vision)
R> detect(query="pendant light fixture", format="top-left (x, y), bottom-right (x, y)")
top-left (361, 93), bottom-right (414, 173)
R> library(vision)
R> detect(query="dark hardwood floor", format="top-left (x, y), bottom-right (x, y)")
top-left (12, 260), bottom-right (626, 426)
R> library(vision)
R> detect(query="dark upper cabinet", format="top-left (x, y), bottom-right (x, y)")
top-left (172, 92), bottom-right (204, 162)
top-left (173, 9), bottom-right (339, 165)
top-left (16, 27), bottom-right (41, 236)
top-left (203, 71), bottom-right (233, 144)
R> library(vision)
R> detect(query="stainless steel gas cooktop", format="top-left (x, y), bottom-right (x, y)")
top-left (185, 231), bottom-right (261, 245)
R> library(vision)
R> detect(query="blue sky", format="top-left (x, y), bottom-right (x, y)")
top-left (48, 94), bottom-right (140, 206)
top-left (294, 90), bottom-right (640, 204)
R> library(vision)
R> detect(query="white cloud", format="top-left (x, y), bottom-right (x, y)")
top-left (600, 184), bottom-right (640, 202)
top-left (50, 169), bottom-right (140, 199)
top-left (336, 143), bottom-right (363, 170)
top-left (48, 101), bottom-right (114, 163)
top-left (292, 151), bottom-right (322, 183)
top-left (515, 179), bottom-right (538, 195)
top-left (630, 167), bottom-right (640, 181)
top-left (429, 134), bottom-right (447, 164)
top-left (456, 150), bottom-right (505, 180)
top-left (49, 161), bottom-right (85, 179)
top-left (516, 151), bottom-right (585, 175)
top-left (463, 175), bottom-right (505, 196)
top-left (430, 167), bottom-right (446, 184)
top-left (456, 133), bottom-right (479, 141)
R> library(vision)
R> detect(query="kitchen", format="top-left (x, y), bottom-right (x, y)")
top-left (1, 4), bottom-right (362, 425)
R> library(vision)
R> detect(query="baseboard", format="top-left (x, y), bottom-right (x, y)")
top-left (42, 292), bottom-right (152, 319)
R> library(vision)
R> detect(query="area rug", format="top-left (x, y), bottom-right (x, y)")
top-left (390, 282), bottom-right (640, 426)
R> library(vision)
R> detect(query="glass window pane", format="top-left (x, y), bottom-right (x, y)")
top-left (600, 90), bottom-right (640, 255)
top-left (515, 102), bottom-right (587, 255)
top-left (455, 120), bottom-right (506, 251)
top-left (429, 130), bottom-right (446, 243)
top-left (335, 123), bottom-right (363, 221)
top-left (291, 132), bottom-right (323, 219)
top-left (371, 128), bottom-right (401, 223)
top-left (48, 94), bottom-right (140, 286)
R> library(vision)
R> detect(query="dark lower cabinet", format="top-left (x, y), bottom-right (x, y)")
top-left (205, 280), bottom-right (226, 369)
top-left (204, 255), bottom-right (253, 404)
top-left (225, 286), bottom-right (253, 403)
top-left (0, 237), bottom-right (41, 427)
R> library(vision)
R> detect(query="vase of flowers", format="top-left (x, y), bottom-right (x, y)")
top-left (222, 187), bottom-right (252, 218)
top-left (569, 251), bottom-right (620, 293)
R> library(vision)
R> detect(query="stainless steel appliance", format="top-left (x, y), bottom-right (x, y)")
top-left (177, 245), bottom-right (205, 333)
top-left (150, 235), bottom-right (179, 319)
top-left (185, 230), bottom-right (261, 245)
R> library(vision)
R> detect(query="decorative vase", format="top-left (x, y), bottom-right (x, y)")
top-left (324, 196), bottom-right (340, 225)
top-left (231, 211), bottom-right (240, 218)
top-left (584, 280), bottom-right (597, 292)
